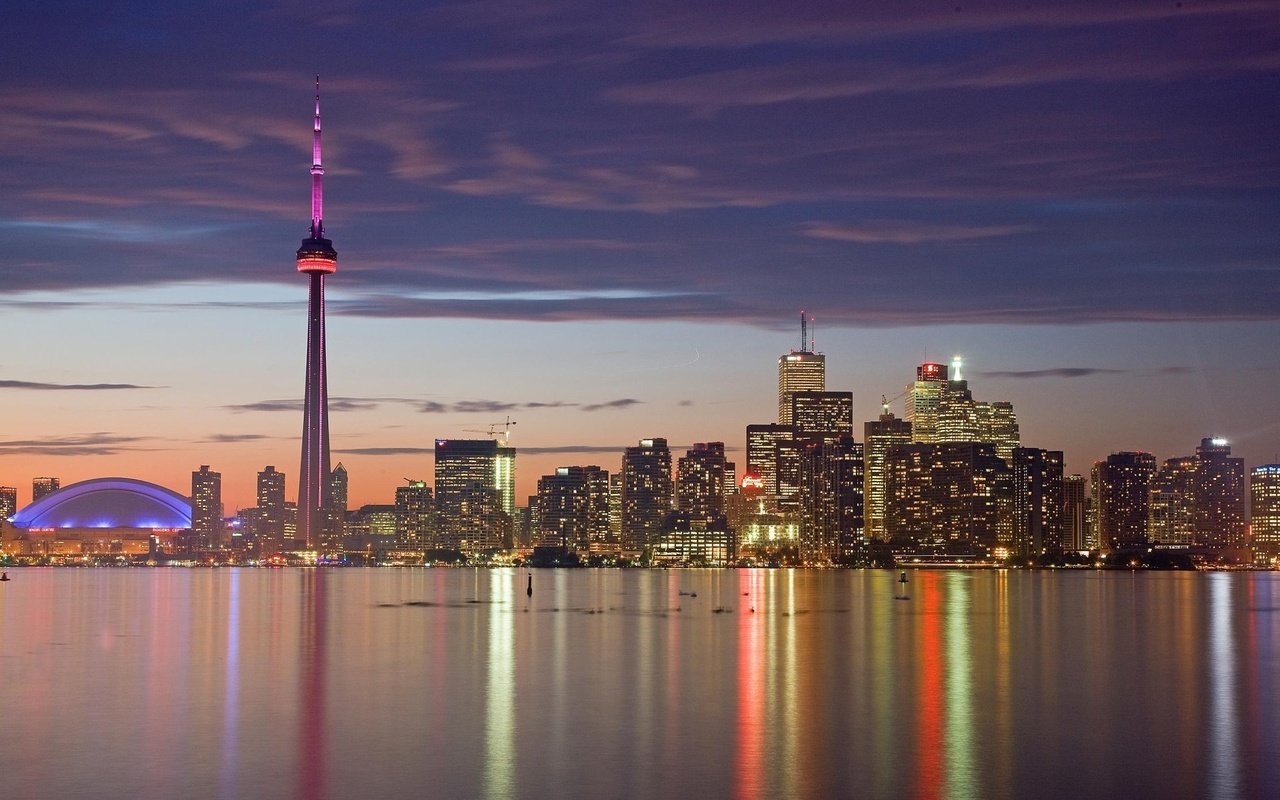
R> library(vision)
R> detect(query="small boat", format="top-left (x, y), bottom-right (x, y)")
top-left (0, 572), bottom-right (9, 582)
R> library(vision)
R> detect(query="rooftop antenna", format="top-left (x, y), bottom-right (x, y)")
top-left (310, 74), bottom-right (324, 239)
top-left (800, 311), bottom-right (808, 353)
top-left (810, 315), bottom-right (816, 353)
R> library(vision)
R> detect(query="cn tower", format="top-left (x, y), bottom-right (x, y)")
top-left (296, 77), bottom-right (337, 552)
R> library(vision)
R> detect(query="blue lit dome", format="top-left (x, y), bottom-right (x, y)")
top-left (9, 477), bottom-right (191, 529)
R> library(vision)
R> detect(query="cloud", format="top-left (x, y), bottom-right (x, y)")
top-left (976, 368), bottom-right (1126, 379)
top-left (334, 446), bottom-right (435, 456)
top-left (802, 220), bottom-right (1030, 244)
top-left (581, 398), bottom-right (643, 412)
top-left (0, 433), bottom-right (153, 456)
top-left (200, 433), bottom-right (278, 443)
top-left (0, 379), bottom-right (157, 391)
top-left (451, 399), bottom-right (521, 414)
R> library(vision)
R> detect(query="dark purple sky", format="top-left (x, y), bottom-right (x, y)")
top-left (1, 0), bottom-right (1277, 507)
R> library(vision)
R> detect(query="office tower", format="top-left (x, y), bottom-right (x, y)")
top-left (884, 442), bottom-right (1011, 555)
top-left (863, 411), bottom-right (912, 542)
top-left (792, 391), bottom-right (853, 443)
top-left (1092, 452), bottom-right (1156, 553)
top-left (798, 435), bottom-right (864, 564)
top-left (394, 480), bottom-right (434, 553)
top-left (987, 402), bottom-right (1020, 464)
top-left (535, 466), bottom-right (611, 551)
top-left (32, 477), bottom-right (60, 503)
top-left (1011, 448), bottom-right (1064, 557)
top-left (330, 463), bottom-right (348, 532)
top-left (620, 438), bottom-right (673, 554)
top-left (1147, 456), bottom-right (1196, 545)
top-left (936, 376), bottom-right (982, 444)
top-left (1192, 437), bottom-right (1246, 550)
top-left (257, 466), bottom-right (288, 553)
top-left (653, 511), bottom-right (735, 566)
top-left (0, 486), bottom-right (16, 520)
top-left (190, 465), bottom-right (222, 551)
top-left (296, 79), bottom-right (339, 552)
top-left (677, 442), bottom-right (733, 519)
top-left (1062, 475), bottom-right (1088, 552)
top-left (746, 423), bottom-right (795, 498)
top-left (777, 312), bottom-right (825, 425)
top-left (1251, 465), bottom-right (1280, 559)
top-left (774, 438), bottom-right (805, 511)
top-left (906, 362), bottom-right (947, 443)
top-left (434, 439), bottom-right (514, 552)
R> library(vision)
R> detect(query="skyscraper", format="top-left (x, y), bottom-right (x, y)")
top-left (1062, 474), bottom-right (1088, 552)
top-left (791, 391), bottom-right (853, 443)
top-left (434, 439), bottom-right (513, 552)
top-left (863, 410), bottom-right (912, 542)
top-left (535, 466), bottom-right (611, 551)
top-left (1092, 452), bottom-right (1156, 553)
top-left (1011, 448), bottom-right (1064, 557)
top-left (0, 486), bottom-right (16, 521)
top-left (330, 463), bottom-right (349, 534)
top-left (296, 78), bottom-right (338, 552)
top-left (1251, 465), bottom-right (1280, 560)
top-left (905, 362), bottom-right (947, 443)
top-left (191, 465), bottom-right (222, 551)
top-left (777, 312), bottom-right (825, 425)
top-left (798, 435), bottom-right (864, 564)
top-left (746, 423), bottom-right (795, 499)
top-left (1191, 437), bottom-right (1246, 550)
top-left (394, 480), bottom-right (434, 554)
top-left (257, 465), bottom-right (287, 554)
top-left (32, 477), bottom-right (60, 503)
top-left (621, 437), bottom-right (673, 555)
top-left (676, 442), bottom-right (733, 519)
top-left (1148, 456), bottom-right (1197, 545)
top-left (884, 442), bottom-right (1011, 555)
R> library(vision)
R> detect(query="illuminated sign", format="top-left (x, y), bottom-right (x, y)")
top-left (741, 473), bottom-right (765, 491)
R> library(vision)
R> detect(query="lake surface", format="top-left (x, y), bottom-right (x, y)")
top-left (0, 568), bottom-right (1276, 799)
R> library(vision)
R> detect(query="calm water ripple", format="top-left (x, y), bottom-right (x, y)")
top-left (1, 568), bottom-right (1277, 800)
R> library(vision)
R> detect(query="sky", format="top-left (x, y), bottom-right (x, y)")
top-left (1, 0), bottom-right (1277, 512)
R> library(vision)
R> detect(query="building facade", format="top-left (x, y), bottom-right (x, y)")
top-left (620, 438), bottom-right (673, 554)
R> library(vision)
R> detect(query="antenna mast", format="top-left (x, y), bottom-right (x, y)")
top-left (800, 311), bottom-right (808, 353)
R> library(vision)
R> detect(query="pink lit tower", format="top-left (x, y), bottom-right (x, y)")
top-left (295, 77), bottom-right (338, 553)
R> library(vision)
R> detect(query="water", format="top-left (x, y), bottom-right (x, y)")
top-left (1, 568), bottom-right (1277, 800)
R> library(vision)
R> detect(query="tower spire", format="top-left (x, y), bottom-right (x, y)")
top-left (800, 311), bottom-right (808, 353)
top-left (311, 75), bottom-right (324, 239)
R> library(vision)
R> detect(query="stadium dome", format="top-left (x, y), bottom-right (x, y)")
top-left (9, 477), bottom-right (192, 529)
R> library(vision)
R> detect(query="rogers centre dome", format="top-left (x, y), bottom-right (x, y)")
top-left (10, 477), bottom-right (192, 529)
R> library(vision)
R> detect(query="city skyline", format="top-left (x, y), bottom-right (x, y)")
top-left (2, 1), bottom-right (1277, 511)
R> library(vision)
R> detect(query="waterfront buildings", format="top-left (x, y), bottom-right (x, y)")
top-left (190, 465), bottom-right (222, 551)
top-left (746, 423), bottom-right (795, 499)
top-left (1010, 448), bottom-right (1064, 557)
top-left (1093, 452), bottom-right (1157, 552)
top-left (863, 411), bottom-right (912, 542)
top-left (434, 439), bottom-right (514, 552)
top-left (1148, 456), bottom-right (1197, 546)
top-left (0, 486), bottom-right (16, 520)
top-left (1191, 437), bottom-right (1246, 550)
top-left (797, 435), bottom-right (864, 564)
top-left (884, 442), bottom-right (1011, 555)
top-left (533, 466), bottom-right (611, 551)
top-left (1062, 474), bottom-right (1089, 552)
top-left (1252, 465), bottom-right (1280, 560)
top-left (676, 442), bottom-right (733, 519)
top-left (394, 480), bottom-right (434, 553)
top-left (256, 465), bottom-right (288, 553)
top-left (620, 438), bottom-right (673, 554)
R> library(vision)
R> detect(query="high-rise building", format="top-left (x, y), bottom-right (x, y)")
top-left (1062, 475), bottom-right (1088, 552)
top-left (257, 466), bottom-right (288, 553)
top-left (191, 465), bottom-right (222, 551)
top-left (884, 442), bottom-right (1011, 555)
top-left (746, 423), bottom-right (795, 499)
top-left (608, 472), bottom-right (623, 546)
top-left (1011, 448), bottom-right (1064, 557)
top-left (434, 439), bottom-right (514, 552)
top-left (1251, 465), bottom-right (1280, 560)
top-left (535, 466), bottom-right (611, 551)
top-left (863, 411), bottom-right (912, 542)
top-left (330, 463), bottom-right (349, 534)
top-left (777, 312), bottom-right (825, 425)
top-left (798, 435), bottom-right (864, 564)
top-left (677, 442), bottom-right (733, 519)
top-left (791, 391), bottom-right (853, 443)
top-left (621, 437), bottom-right (673, 554)
top-left (296, 79), bottom-right (339, 552)
top-left (0, 486), bottom-right (17, 520)
top-left (395, 480), bottom-right (434, 553)
top-left (1148, 456), bottom-right (1197, 545)
top-left (905, 362), bottom-right (947, 443)
top-left (1092, 452), bottom-right (1157, 553)
top-left (32, 477), bottom-right (60, 503)
top-left (1192, 437), bottom-right (1246, 550)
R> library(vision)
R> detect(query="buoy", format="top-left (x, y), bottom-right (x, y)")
top-left (895, 571), bottom-right (909, 601)
top-left (526, 574), bottom-right (533, 598)
top-left (0, 572), bottom-right (9, 582)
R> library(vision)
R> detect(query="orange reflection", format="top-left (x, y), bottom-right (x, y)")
top-left (735, 570), bottom-right (765, 800)
top-left (914, 571), bottom-right (943, 800)
top-left (297, 569), bottom-right (326, 800)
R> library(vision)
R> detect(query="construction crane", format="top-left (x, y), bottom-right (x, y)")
top-left (880, 389), bottom-right (911, 417)
top-left (463, 416), bottom-right (518, 445)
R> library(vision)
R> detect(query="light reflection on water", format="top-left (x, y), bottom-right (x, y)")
top-left (0, 568), bottom-right (1277, 800)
